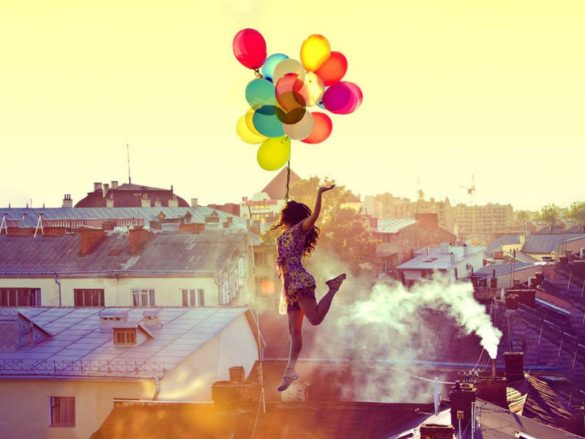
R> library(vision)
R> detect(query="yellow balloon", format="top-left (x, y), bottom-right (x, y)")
top-left (300, 34), bottom-right (331, 72)
top-left (273, 58), bottom-right (305, 84)
top-left (236, 114), bottom-right (267, 144)
top-left (257, 137), bottom-right (291, 171)
top-left (245, 109), bottom-right (264, 136)
top-left (304, 72), bottom-right (325, 106)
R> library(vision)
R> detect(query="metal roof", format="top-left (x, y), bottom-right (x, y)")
top-left (522, 233), bottom-right (585, 254)
top-left (0, 307), bottom-right (249, 379)
top-left (0, 207), bottom-right (247, 229)
top-left (376, 218), bottom-right (416, 234)
top-left (474, 261), bottom-right (543, 278)
top-left (486, 234), bottom-right (522, 255)
top-left (0, 229), bottom-right (248, 276)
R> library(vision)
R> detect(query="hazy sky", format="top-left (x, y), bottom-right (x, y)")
top-left (1, 0), bottom-right (583, 211)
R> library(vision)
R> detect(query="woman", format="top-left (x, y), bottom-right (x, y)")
top-left (273, 184), bottom-right (346, 391)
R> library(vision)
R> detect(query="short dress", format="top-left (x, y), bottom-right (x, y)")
top-left (276, 222), bottom-right (316, 314)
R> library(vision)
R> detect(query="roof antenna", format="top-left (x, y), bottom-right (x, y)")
top-left (127, 144), bottom-right (132, 184)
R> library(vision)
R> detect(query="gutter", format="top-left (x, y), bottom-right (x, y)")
top-left (53, 273), bottom-right (62, 306)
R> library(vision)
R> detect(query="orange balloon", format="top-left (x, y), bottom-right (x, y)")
top-left (315, 51), bottom-right (348, 86)
top-left (301, 112), bottom-right (332, 144)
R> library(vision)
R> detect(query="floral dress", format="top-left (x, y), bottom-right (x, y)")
top-left (277, 222), bottom-right (316, 314)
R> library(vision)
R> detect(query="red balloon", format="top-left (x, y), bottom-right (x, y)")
top-left (315, 51), bottom-right (348, 86)
top-left (233, 29), bottom-right (267, 70)
top-left (322, 81), bottom-right (363, 115)
top-left (275, 73), bottom-right (308, 111)
top-left (301, 112), bottom-right (332, 144)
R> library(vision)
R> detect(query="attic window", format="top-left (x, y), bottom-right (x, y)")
top-left (114, 328), bottom-right (136, 345)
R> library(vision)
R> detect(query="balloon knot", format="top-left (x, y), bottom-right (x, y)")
top-left (253, 69), bottom-right (263, 79)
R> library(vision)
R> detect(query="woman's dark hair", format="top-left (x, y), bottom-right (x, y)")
top-left (272, 200), bottom-right (320, 256)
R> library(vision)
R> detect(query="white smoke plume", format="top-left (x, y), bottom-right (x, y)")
top-left (301, 252), bottom-right (502, 401)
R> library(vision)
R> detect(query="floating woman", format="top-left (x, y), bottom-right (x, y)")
top-left (273, 184), bottom-right (346, 391)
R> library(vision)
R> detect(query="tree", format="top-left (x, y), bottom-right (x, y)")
top-left (514, 210), bottom-right (531, 223)
top-left (265, 176), bottom-right (379, 275)
top-left (568, 201), bottom-right (585, 225)
top-left (539, 204), bottom-right (560, 227)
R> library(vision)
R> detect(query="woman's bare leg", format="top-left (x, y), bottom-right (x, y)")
top-left (286, 308), bottom-right (304, 373)
top-left (299, 274), bottom-right (346, 326)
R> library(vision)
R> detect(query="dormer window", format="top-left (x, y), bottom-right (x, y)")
top-left (113, 328), bottom-right (136, 345)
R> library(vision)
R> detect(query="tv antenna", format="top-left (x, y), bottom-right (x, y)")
top-left (459, 175), bottom-right (476, 196)
top-left (127, 144), bottom-right (132, 184)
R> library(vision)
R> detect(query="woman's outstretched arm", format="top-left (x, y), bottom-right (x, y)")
top-left (301, 184), bottom-right (335, 232)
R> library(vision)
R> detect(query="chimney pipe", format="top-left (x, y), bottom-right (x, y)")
top-left (491, 359), bottom-right (496, 379)
top-left (504, 352), bottom-right (524, 382)
top-left (449, 382), bottom-right (477, 435)
top-left (94, 182), bottom-right (102, 191)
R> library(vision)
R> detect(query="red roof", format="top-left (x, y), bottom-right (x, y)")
top-left (75, 183), bottom-right (189, 208)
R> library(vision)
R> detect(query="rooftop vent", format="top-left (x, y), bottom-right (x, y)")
top-left (142, 309), bottom-right (162, 329)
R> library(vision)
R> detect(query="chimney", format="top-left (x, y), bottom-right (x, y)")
top-left (129, 226), bottom-right (151, 255)
top-left (111, 180), bottom-right (119, 189)
top-left (191, 198), bottom-right (199, 207)
top-left (94, 182), bottom-right (102, 191)
top-left (99, 309), bottom-right (129, 331)
top-left (79, 227), bottom-right (106, 256)
top-left (463, 243), bottom-right (469, 256)
top-left (504, 351), bottom-right (524, 382)
top-left (141, 194), bottom-right (151, 208)
top-left (62, 194), bottom-right (73, 208)
top-left (142, 309), bottom-right (162, 329)
top-left (419, 424), bottom-right (454, 439)
top-left (449, 382), bottom-right (477, 434)
top-left (449, 252), bottom-right (456, 265)
top-left (102, 183), bottom-right (109, 197)
top-left (229, 366), bottom-right (245, 383)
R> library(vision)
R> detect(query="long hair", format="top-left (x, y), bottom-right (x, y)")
top-left (273, 200), bottom-right (320, 256)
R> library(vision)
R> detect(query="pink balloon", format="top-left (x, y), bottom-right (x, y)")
top-left (322, 82), bottom-right (363, 115)
top-left (233, 29), bottom-right (267, 70)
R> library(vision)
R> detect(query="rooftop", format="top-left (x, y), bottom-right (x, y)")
top-left (0, 229), bottom-right (249, 276)
top-left (376, 218), bottom-right (416, 234)
top-left (0, 307), bottom-right (250, 379)
top-left (522, 233), bottom-right (585, 254)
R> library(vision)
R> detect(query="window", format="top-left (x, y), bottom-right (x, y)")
top-left (0, 288), bottom-right (40, 307)
top-left (254, 252), bottom-right (268, 265)
top-left (114, 328), bottom-right (136, 345)
top-left (132, 289), bottom-right (155, 307)
top-left (73, 289), bottom-right (104, 307)
top-left (50, 396), bottom-right (75, 427)
top-left (182, 289), bottom-right (205, 307)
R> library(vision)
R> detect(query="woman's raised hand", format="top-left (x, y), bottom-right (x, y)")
top-left (318, 184), bottom-right (336, 193)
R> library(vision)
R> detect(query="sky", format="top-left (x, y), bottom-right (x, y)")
top-left (0, 0), bottom-right (584, 211)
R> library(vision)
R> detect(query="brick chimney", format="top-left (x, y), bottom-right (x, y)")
top-left (129, 226), bottom-right (151, 255)
top-left (415, 213), bottom-right (439, 229)
top-left (191, 198), bottom-right (199, 207)
top-left (449, 382), bottom-right (477, 434)
top-left (79, 227), bottom-right (106, 256)
top-left (94, 182), bottom-right (102, 191)
top-left (102, 183), bottom-right (109, 197)
top-left (504, 351), bottom-right (524, 382)
top-left (111, 180), bottom-right (119, 189)
top-left (62, 194), bottom-right (73, 208)
top-left (419, 424), bottom-right (454, 439)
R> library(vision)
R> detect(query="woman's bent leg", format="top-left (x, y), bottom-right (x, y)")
top-left (299, 274), bottom-right (346, 326)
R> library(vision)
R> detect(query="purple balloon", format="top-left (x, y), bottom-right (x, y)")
top-left (322, 82), bottom-right (363, 115)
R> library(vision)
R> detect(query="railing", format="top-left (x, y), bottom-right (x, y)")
top-left (0, 359), bottom-right (166, 378)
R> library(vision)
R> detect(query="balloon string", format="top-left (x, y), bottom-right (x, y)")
top-left (285, 158), bottom-right (291, 202)
top-left (253, 69), bottom-right (262, 79)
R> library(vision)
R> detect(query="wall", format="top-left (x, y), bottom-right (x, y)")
top-left (0, 378), bottom-right (154, 439)
top-left (0, 276), bottom-right (219, 307)
top-left (157, 313), bottom-right (258, 402)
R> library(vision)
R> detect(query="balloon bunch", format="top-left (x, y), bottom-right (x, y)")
top-left (233, 29), bottom-right (363, 171)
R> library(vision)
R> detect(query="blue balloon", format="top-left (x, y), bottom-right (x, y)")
top-left (261, 53), bottom-right (289, 81)
top-left (245, 79), bottom-right (276, 109)
top-left (252, 105), bottom-right (284, 138)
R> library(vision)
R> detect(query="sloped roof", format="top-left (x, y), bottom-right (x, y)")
top-left (0, 307), bottom-right (249, 379)
top-left (486, 234), bottom-right (522, 255)
top-left (507, 374), bottom-right (575, 432)
top-left (0, 207), bottom-right (246, 229)
top-left (522, 233), bottom-right (585, 254)
top-left (0, 229), bottom-right (248, 276)
top-left (75, 182), bottom-right (190, 208)
top-left (260, 168), bottom-right (301, 200)
top-left (376, 218), bottom-right (416, 234)
top-left (398, 245), bottom-right (484, 270)
top-left (91, 400), bottom-right (431, 439)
